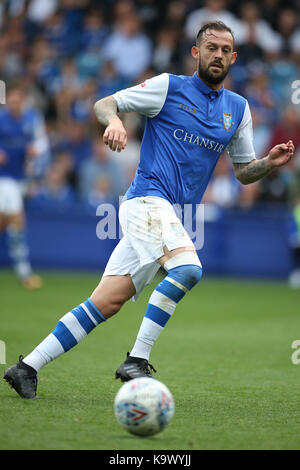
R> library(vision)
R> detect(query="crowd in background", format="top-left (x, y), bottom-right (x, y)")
top-left (1, 0), bottom-right (300, 212)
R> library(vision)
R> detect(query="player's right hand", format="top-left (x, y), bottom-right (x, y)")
top-left (103, 118), bottom-right (127, 152)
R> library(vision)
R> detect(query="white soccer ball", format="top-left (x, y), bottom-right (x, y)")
top-left (114, 377), bottom-right (175, 437)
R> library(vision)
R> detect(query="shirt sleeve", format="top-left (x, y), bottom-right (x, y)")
top-left (226, 101), bottom-right (256, 163)
top-left (112, 73), bottom-right (169, 118)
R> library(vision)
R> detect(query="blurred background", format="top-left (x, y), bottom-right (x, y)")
top-left (0, 0), bottom-right (300, 285)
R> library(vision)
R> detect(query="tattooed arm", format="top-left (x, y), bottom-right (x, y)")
top-left (94, 96), bottom-right (127, 152)
top-left (233, 140), bottom-right (295, 184)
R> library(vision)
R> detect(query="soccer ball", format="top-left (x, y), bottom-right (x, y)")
top-left (114, 377), bottom-right (175, 437)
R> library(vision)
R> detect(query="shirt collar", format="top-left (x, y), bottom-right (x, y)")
top-left (192, 72), bottom-right (224, 98)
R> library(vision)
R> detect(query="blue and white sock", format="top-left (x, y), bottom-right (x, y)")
top-left (6, 226), bottom-right (32, 280)
top-left (130, 265), bottom-right (202, 360)
top-left (23, 298), bottom-right (106, 372)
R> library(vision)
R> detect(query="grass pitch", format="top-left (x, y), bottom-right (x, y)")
top-left (1, 269), bottom-right (300, 450)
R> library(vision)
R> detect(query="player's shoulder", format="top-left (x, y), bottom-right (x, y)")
top-left (167, 73), bottom-right (191, 92)
top-left (223, 88), bottom-right (247, 108)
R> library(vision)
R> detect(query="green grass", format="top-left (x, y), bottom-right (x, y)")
top-left (1, 269), bottom-right (300, 450)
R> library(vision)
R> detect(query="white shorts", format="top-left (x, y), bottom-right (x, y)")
top-left (0, 177), bottom-right (24, 215)
top-left (103, 196), bottom-right (195, 300)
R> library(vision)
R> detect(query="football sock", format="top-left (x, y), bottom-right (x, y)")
top-left (130, 264), bottom-right (202, 360)
top-left (6, 225), bottom-right (32, 280)
top-left (23, 298), bottom-right (106, 372)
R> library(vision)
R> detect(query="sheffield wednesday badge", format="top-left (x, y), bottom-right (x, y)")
top-left (223, 112), bottom-right (232, 131)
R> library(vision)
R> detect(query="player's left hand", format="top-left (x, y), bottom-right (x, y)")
top-left (268, 140), bottom-right (295, 168)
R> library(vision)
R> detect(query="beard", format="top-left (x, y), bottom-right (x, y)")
top-left (197, 59), bottom-right (229, 86)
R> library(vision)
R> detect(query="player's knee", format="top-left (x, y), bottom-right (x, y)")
top-left (186, 264), bottom-right (203, 288)
top-left (109, 299), bottom-right (125, 315)
top-left (168, 264), bottom-right (202, 291)
top-left (101, 295), bottom-right (128, 317)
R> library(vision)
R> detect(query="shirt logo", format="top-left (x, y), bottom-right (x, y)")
top-left (222, 113), bottom-right (233, 131)
top-left (173, 128), bottom-right (224, 153)
top-left (179, 103), bottom-right (196, 114)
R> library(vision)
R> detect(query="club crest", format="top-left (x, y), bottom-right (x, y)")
top-left (223, 112), bottom-right (232, 131)
top-left (170, 223), bottom-right (185, 237)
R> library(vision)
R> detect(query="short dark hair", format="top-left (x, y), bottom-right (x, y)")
top-left (196, 21), bottom-right (235, 48)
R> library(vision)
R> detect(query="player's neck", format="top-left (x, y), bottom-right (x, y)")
top-left (196, 72), bottom-right (224, 91)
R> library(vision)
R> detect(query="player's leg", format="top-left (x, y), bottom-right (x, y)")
top-left (130, 246), bottom-right (201, 356)
top-left (115, 197), bottom-right (203, 381)
top-left (0, 178), bottom-right (41, 289)
top-left (23, 273), bottom-right (135, 368)
top-left (5, 211), bottom-right (41, 289)
top-left (3, 274), bottom-right (135, 398)
top-left (3, 236), bottom-right (138, 398)
top-left (89, 274), bottom-right (136, 318)
top-left (115, 247), bottom-right (202, 381)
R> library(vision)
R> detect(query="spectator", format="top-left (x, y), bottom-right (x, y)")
top-left (103, 13), bottom-right (152, 83)
top-left (54, 120), bottom-right (92, 176)
top-left (152, 26), bottom-right (179, 73)
top-left (137, 0), bottom-right (163, 35)
top-left (237, 2), bottom-right (282, 57)
top-left (86, 175), bottom-right (115, 207)
top-left (96, 60), bottom-right (128, 100)
top-left (275, 8), bottom-right (300, 59)
top-left (203, 153), bottom-right (241, 208)
top-left (50, 57), bottom-right (82, 95)
top-left (256, 106), bottom-right (300, 204)
top-left (110, 113), bottom-right (141, 186)
top-left (78, 138), bottom-right (125, 205)
top-left (42, 11), bottom-right (74, 57)
top-left (165, 0), bottom-right (187, 30)
top-left (30, 157), bottom-right (76, 210)
top-left (184, 0), bottom-right (243, 43)
top-left (243, 69), bottom-right (277, 156)
top-left (112, 0), bottom-right (137, 26)
top-left (71, 79), bottom-right (97, 122)
top-left (268, 106), bottom-right (300, 154)
top-left (80, 8), bottom-right (110, 53)
top-left (28, 38), bottom-right (60, 96)
top-left (27, 0), bottom-right (58, 25)
top-left (260, 0), bottom-right (282, 30)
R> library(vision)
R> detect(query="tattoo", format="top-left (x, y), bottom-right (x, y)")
top-left (93, 96), bottom-right (119, 127)
top-left (233, 157), bottom-right (272, 184)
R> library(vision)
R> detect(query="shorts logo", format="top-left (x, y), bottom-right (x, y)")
top-left (170, 223), bottom-right (185, 237)
top-left (222, 112), bottom-right (233, 131)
